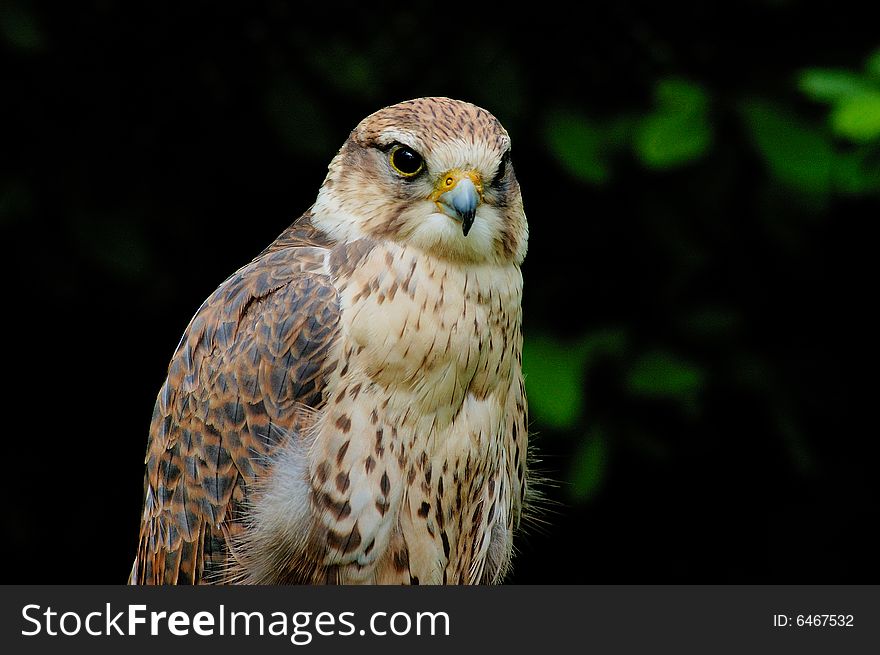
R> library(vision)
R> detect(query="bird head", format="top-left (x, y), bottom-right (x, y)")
top-left (312, 97), bottom-right (528, 266)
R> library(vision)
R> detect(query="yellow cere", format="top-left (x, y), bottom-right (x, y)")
top-left (430, 169), bottom-right (484, 201)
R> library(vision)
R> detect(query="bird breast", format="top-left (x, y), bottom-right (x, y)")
top-left (340, 242), bottom-right (523, 432)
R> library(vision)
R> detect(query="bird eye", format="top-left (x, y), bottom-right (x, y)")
top-left (492, 150), bottom-right (511, 187)
top-left (389, 145), bottom-right (424, 177)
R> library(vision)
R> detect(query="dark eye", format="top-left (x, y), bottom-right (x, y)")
top-left (389, 145), bottom-right (424, 177)
top-left (493, 150), bottom-right (511, 186)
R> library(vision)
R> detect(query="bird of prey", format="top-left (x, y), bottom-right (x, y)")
top-left (130, 97), bottom-right (530, 585)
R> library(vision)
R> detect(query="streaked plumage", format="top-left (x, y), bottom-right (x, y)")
top-left (130, 97), bottom-right (530, 584)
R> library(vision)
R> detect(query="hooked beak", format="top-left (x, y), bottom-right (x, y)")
top-left (434, 171), bottom-right (482, 236)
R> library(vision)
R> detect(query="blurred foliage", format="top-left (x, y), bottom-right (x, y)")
top-left (527, 42), bottom-right (879, 508)
top-left (545, 49), bottom-right (880, 201)
top-left (544, 111), bottom-right (613, 185)
top-left (626, 350), bottom-right (704, 404)
top-left (635, 78), bottom-right (712, 168)
top-left (800, 51), bottom-right (880, 143)
top-left (570, 427), bottom-right (608, 501)
top-left (523, 329), bottom-right (627, 430)
top-left (741, 100), bottom-right (835, 202)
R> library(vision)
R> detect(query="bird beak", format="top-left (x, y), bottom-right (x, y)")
top-left (433, 170), bottom-right (483, 236)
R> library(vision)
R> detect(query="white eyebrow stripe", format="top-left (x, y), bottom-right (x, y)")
top-left (429, 138), bottom-right (504, 175)
top-left (376, 129), bottom-right (424, 152)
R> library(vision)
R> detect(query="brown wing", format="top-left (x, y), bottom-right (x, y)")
top-left (130, 216), bottom-right (341, 584)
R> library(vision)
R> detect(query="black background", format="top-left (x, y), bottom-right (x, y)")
top-left (2, 1), bottom-right (876, 583)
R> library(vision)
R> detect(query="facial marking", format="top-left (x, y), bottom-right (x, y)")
top-left (313, 97), bottom-right (527, 265)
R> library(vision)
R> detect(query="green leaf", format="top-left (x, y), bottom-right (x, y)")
top-left (570, 428), bottom-right (608, 501)
top-left (545, 111), bottom-right (610, 184)
top-left (654, 78), bottom-right (709, 113)
top-left (797, 68), bottom-right (875, 103)
top-left (523, 330), bottom-right (629, 430)
top-left (830, 92), bottom-right (880, 142)
top-left (741, 100), bottom-right (833, 194)
top-left (635, 111), bottom-right (712, 168)
top-left (634, 78), bottom-right (712, 169)
top-left (627, 350), bottom-right (704, 399)
top-left (522, 335), bottom-right (586, 429)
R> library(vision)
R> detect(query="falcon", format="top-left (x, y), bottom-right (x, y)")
top-left (130, 97), bottom-right (530, 585)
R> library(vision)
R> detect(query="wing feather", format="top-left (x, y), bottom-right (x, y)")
top-left (130, 216), bottom-right (341, 584)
